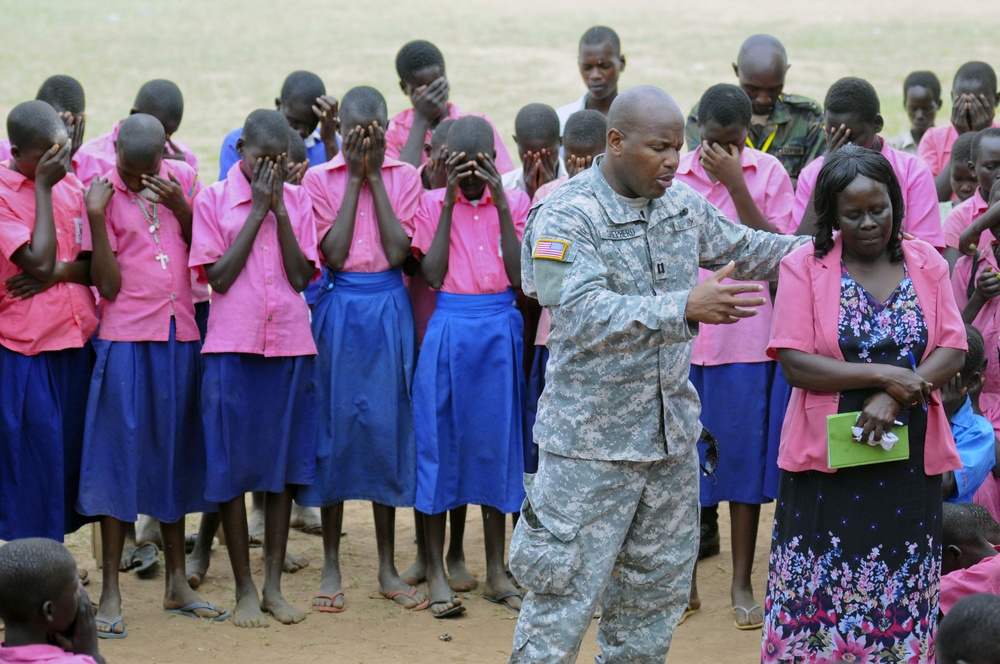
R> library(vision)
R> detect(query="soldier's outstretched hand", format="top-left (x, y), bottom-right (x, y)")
top-left (684, 261), bottom-right (766, 324)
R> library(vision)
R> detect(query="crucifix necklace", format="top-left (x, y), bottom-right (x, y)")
top-left (133, 194), bottom-right (170, 269)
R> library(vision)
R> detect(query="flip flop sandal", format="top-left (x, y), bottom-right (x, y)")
top-left (380, 586), bottom-right (430, 611)
top-left (133, 543), bottom-right (160, 579)
top-left (678, 605), bottom-right (701, 625)
top-left (733, 604), bottom-right (764, 631)
top-left (165, 601), bottom-right (231, 622)
top-left (313, 591), bottom-right (346, 613)
top-left (483, 590), bottom-right (523, 612)
top-left (96, 616), bottom-right (128, 639)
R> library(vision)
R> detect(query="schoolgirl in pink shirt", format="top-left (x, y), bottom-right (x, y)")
top-left (189, 109), bottom-right (319, 629)
top-left (411, 116), bottom-right (530, 618)
top-left (0, 101), bottom-right (96, 545)
top-left (675, 84), bottom-right (794, 631)
top-left (299, 87), bottom-right (428, 614)
top-left (795, 77), bottom-right (944, 249)
top-left (74, 114), bottom-right (225, 639)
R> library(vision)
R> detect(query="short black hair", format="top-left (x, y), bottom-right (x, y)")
top-left (813, 145), bottom-right (905, 262)
top-left (286, 125), bottom-right (307, 163)
top-left (969, 504), bottom-right (1000, 541)
top-left (243, 109), bottom-right (291, 149)
top-left (579, 26), bottom-right (621, 54)
top-left (943, 502), bottom-right (986, 549)
top-left (395, 40), bottom-right (445, 84)
top-left (937, 594), bottom-right (1000, 663)
top-left (563, 109), bottom-right (607, 149)
top-left (954, 61), bottom-right (998, 97)
top-left (971, 127), bottom-right (1000, 164)
top-left (116, 113), bottom-right (165, 165)
top-left (133, 79), bottom-right (184, 125)
top-left (35, 75), bottom-right (85, 116)
top-left (430, 118), bottom-right (456, 152)
top-left (825, 77), bottom-right (881, 124)
top-left (0, 538), bottom-right (77, 624)
top-left (514, 103), bottom-right (560, 144)
top-left (279, 71), bottom-right (325, 106)
top-left (903, 70), bottom-right (942, 102)
top-left (698, 83), bottom-right (752, 129)
top-left (340, 86), bottom-right (389, 128)
top-left (965, 324), bottom-right (986, 380)
top-left (953, 130), bottom-right (978, 166)
top-left (446, 116), bottom-right (494, 158)
top-left (7, 100), bottom-right (65, 152)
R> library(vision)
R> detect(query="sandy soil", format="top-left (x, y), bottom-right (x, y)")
top-left (49, 502), bottom-right (772, 663)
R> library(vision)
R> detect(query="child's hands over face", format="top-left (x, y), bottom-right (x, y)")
top-left (343, 126), bottom-right (367, 179)
top-left (939, 372), bottom-right (968, 421)
top-left (967, 94), bottom-right (995, 132)
top-left (58, 112), bottom-right (85, 158)
top-left (365, 121), bottom-right (386, 179)
top-left (270, 154), bottom-right (288, 211)
top-left (474, 152), bottom-right (504, 199)
top-left (566, 155), bottom-right (593, 178)
top-left (427, 146), bottom-right (449, 189)
top-left (162, 137), bottom-right (187, 161)
top-left (412, 77), bottom-right (449, 123)
top-left (85, 177), bottom-right (114, 215)
top-left (35, 140), bottom-right (72, 188)
top-left (314, 95), bottom-right (341, 153)
top-left (443, 151), bottom-right (474, 204)
top-left (700, 141), bottom-right (745, 191)
top-left (286, 159), bottom-right (309, 185)
top-left (250, 156), bottom-right (275, 213)
top-left (53, 584), bottom-right (102, 661)
top-left (951, 95), bottom-right (971, 133)
top-left (142, 172), bottom-right (190, 218)
top-left (825, 123), bottom-right (852, 155)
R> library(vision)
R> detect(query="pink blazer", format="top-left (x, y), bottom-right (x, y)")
top-left (767, 234), bottom-right (966, 474)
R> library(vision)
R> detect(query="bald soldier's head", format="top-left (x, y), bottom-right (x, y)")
top-left (600, 85), bottom-right (684, 200)
top-left (733, 34), bottom-right (790, 116)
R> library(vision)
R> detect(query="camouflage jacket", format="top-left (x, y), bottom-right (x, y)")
top-left (522, 157), bottom-right (806, 462)
top-left (685, 93), bottom-right (825, 187)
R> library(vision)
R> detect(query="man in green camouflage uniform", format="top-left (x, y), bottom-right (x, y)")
top-left (684, 34), bottom-right (824, 189)
top-left (508, 86), bottom-right (806, 663)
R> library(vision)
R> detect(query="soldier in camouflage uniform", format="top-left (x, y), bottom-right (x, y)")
top-left (508, 86), bottom-right (806, 663)
top-left (684, 34), bottom-right (824, 189)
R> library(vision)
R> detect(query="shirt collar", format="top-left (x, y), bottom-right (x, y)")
top-left (769, 97), bottom-right (791, 126)
top-left (303, 127), bottom-right (321, 149)
top-left (0, 164), bottom-right (31, 192)
top-left (226, 161), bottom-right (253, 207)
top-left (590, 154), bottom-right (691, 225)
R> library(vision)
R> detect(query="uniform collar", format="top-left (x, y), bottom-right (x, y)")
top-left (0, 164), bottom-right (31, 192)
top-left (590, 154), bottom-right (692, 225)
top-left (769, 97), bottom-right (791, 126)
top-left (226, 162), bottom-right (253, 207)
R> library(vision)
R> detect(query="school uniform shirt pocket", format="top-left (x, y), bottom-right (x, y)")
top-left (508, 477), bottom-right (582, 596)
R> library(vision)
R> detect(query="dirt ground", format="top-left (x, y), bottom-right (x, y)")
top-left (46, 502), bottom-right (772, 663)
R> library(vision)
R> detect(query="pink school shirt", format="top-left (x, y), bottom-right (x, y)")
top-left (532, 175), bottom-right (569, 206)
top-left (918, 122), bottom-right (1000, 176)
top-left (768, 235), bottom-right (966, 475)
top-left (793, 139), bottom-right (944, 248)
top-left (189, 162), bottom-right (319, 357)
top-left (943, 188), bottom-right (990, 250)
top-left (411, 187), bottom-right (529, 294)
top-left (0, 167), bottom-right (97, 355)
top-left (938, 547), bottom-right (1000, 615)
top-left (677, 147), bottom-right (794, 366)
top-left (0, 644), bottom-right (98, 664)
top-left (385, 103), bottom-right (514, 173)
top-left (73, 121), bottom-right (199, 187)
top-left (952, 245), bottom-right (1000, 435)
top-left (302, 155), bottom-right (422, 272)
top-left (0, 138), bottom-right (11, 162)
top-left (81, 159), bottom-right (200, 342)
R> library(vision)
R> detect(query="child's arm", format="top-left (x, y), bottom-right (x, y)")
top-left (699, 142), bottom-right (779, 234)
top-left (794, 125), bottom-right (852, 236)
top-left (367, 122), bottom-right (412, 267)
top-left (10, 141), bottom-right (72, 280)
top-left (270, 155), bottom-right (314, 292)
top-left (958, 205), bottom-right (1000, 256)
top-left (3, 258), bottom-right (91, 299)
top-left (422, 151), bottom-right (472, 288)
top-left (85, 177), bottom-right (121, 301)
top-left (319, 127), bottom-right (365, 270)
top-left (142, 172), bottom-right (193, 244)
top-left (313, 95), bottom-right (341, 161)
top-left (477, 152), bottom-right (521, 288)
top-left (204, 158), bottom-right (273, 294)
top-left (398, 78), bottom-right (449, 167)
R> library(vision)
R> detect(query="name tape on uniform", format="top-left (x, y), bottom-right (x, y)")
top-left (533, 238), bottom-right (570, 261)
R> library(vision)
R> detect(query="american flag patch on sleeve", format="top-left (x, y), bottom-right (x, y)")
top-left (533, 238), bottom-right (570, 261)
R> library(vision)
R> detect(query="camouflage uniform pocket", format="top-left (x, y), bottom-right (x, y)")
top-left (509, 493), bottom-right (582, 596)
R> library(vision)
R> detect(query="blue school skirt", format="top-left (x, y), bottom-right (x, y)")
top-left (413, 290), bottom-right (526, 515)
top-left (297, 269), bottom-right (417, 508)
top-left (523, 345), bottom-right (549, 475)
top-left (690, 361), bottom-right (781, 505)
top-left (76, 320), bottom-right (211, 523)
top-left (0, 344), bottom-right (93, 541)
top-left (202, 352), bottom-right (317, 503)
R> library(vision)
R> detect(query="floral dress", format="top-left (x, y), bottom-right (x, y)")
top-left (762, 263), bottom-right (941, 664)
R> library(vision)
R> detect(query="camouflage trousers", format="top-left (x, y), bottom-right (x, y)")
top-left (508, 447), bottom-right (699, 664)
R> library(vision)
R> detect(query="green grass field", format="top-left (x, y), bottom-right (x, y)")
top-left (1, 0), bottom-right (997, 183)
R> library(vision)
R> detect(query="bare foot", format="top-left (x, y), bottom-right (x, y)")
top-left (313, 563), bottom-right (344, 612)
top-left (185, 550), bottom-right (210, 589)
top-left (427, 572), bottom-right (462, 617)
top-left (732, 586), bottom-right (763, 629)
top-left (378, 571), bottom-right (428, 610)
top-left (482, 577), bottom-right (522, 612)
top-left (446, 557), bottom-right (478, 592)
top-left (283, 550), bottom-right (309, 574)
top-left (232, 592), bottom-right (269, 628)
top-left (247, 507), bottom-right (264, 548)
top-left (400, 558), bottom-right (426, 586)
top-left (261, 589), bottom-right (306, 625)
top-left (289, 503), bottom-right (323, 535)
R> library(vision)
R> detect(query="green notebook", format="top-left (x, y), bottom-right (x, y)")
top-left (827, 411), bottom-right (910, 469)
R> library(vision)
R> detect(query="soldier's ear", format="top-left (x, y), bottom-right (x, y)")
top-left (606, 128), bottom-right (625, 157)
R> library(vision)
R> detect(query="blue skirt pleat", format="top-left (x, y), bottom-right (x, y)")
top-left (0, 344), bottom-right (93, 541)
top-left (523, 345), bottom-right (549, 475)
top-left (691, 361), bottom-right (780, 505)
top-left (202, 352), bottom-right (317, 503)
top-left (413, 290), bottom-right (526, 515)
top-left (77, 320), bottom-right (211, 523)
top-left (297, 269), bottom-right (417, 507)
